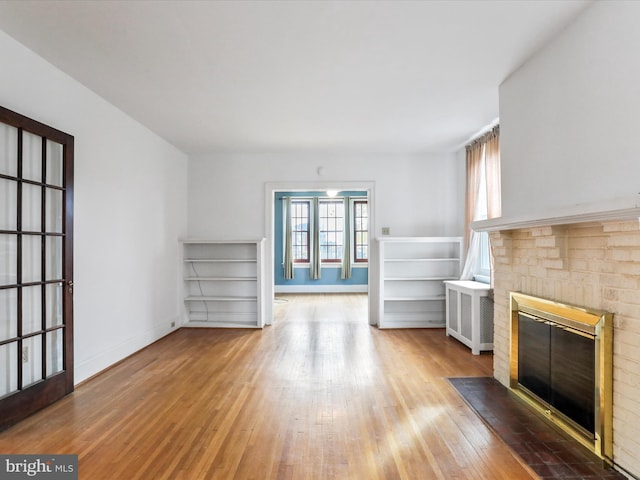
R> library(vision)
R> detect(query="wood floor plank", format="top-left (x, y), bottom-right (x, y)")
top-left (0, 293), bottom-right (536, 479)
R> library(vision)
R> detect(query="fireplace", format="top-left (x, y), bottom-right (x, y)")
top-left (510, 292), bottom-right (613, 462)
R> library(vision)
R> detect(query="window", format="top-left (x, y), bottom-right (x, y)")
top-left (291, 200), bottom-right (310, 262)
top-left (319, 200), bottom-right (344, 262)
top-left (284, 195), bottom-right (368, 267)
top-left (353, 200), bottom-right (368, 262)
top-left (462, 124), bottom-right (499, 284)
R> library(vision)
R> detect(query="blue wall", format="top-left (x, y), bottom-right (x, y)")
top-left (274, 191), bottom-right (368, 286)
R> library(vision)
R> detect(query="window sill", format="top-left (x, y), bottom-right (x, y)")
top-left (472, 274), bottom-right (490, 284)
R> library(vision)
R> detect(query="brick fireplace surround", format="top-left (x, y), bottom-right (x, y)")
top-left (486, 218), bottom-right (640, 477)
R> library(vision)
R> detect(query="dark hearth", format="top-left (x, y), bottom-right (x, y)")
top-left (449, 377), bottom-right (624, 479)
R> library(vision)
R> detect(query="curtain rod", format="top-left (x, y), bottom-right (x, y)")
top-left (279, 195), bottom-right (364, 200)
top-left (466, 124), bottom-right (499, 149)
top-left (279, 197), bottom-right (347, 201)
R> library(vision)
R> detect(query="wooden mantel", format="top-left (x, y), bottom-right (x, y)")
top-left (472, 194), bottom-right (640, 232)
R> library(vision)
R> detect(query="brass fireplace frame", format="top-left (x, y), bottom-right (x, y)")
top-left (510, 292), bottom-right (613, 463)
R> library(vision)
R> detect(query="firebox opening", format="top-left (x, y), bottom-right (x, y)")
top-left (510, 292), bottom-right (613, 463)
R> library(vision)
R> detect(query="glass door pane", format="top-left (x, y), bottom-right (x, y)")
top-left (0, 234), bottom-right (17, 285)
top-left (45, 236), bottom-right (63, 280)
top-left (45, 282), bottom-right (63, 328)
top-left (0, 123), bottom-right (17, 177)
top-left (22, 335), bottom-right (43, 388)
top-left (45, 188), bottom-right (63, 233)
top-left (0, 179), bottom-right (17, 230)
top-left (0, 342), bottom-right (18, 396)
top-left (21, 131), bottom-right (42, 183)
top-left (0, 288), bottom-right (17, 341)
top-left (46, 140), bottom-right (64, 187)
top-left (46, 330), bottom-right (64, 377)
top-left (21, 285), bottom-right (42, 335)
top-left (22, 184), bottom-right (42, 232)
top-left (21, 235), bottom-right (42, 284)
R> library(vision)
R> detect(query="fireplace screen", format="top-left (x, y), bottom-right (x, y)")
top-left (517, 312), bottom-right (595, 434)
top-left (510, 293), bottom-right (612, 462)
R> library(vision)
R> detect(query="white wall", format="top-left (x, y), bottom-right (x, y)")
top-left (188, 152), bottom-right (465, 324)
top-left (0, 30), bottom-right (189, 383)
top-left (188, 152), bottom-right (463, 238)
top-left (498, 3), bottom-right (640, 476)
top-left (500, 1), bottom-right (640, 218)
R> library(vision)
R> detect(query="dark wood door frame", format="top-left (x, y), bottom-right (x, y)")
top-left (0, 106), bottom-right (74, 430)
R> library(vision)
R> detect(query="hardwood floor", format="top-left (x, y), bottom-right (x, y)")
top-left (0, 294), bottom-right (535, 479)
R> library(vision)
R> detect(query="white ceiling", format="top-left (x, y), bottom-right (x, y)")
top-left (0, 0), bottom-right (591, 155)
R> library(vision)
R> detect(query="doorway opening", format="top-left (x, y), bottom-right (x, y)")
top-left (265, 182), bottom-right (375, 326)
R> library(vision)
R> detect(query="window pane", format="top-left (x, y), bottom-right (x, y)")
top-left (354, 200), bottom-right (369, 261)
top-left (319, 200), bottom-right (343, 260)
top-left (291, 200), bottom-right (310, 261)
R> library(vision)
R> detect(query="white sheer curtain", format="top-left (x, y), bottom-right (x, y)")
top-left (460, 189), bottom-right (484, 280)
top-left (283, 197), bottom-right (294, 280)
top-left (341, 197), bottom-right (352, 279)
top-left (460, 126), bottom-right (500, 282)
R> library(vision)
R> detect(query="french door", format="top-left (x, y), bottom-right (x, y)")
top-left (0, 106), bottom-right (74, 430)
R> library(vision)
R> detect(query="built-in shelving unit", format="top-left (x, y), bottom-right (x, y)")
top-left (378, 237), bottom-right (462, 328)
top-left (182, 239), bottom-right (265, 328)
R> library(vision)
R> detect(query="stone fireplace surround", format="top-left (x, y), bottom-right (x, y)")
top-left (472, 195), bottom-right (640, 478)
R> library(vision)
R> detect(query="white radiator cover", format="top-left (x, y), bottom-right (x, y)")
top-left (445, 280), bottom-right (494, 354)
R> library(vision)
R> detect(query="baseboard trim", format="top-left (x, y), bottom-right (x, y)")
top-left (74, 323), bottom-right (178, 385)
top-left (275, 285), bottom-right (368, 293)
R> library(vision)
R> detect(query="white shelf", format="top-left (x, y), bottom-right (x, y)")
top-left (378, 237), bottom-right (462, 329)
top-left (182, 239), bottom-right (265, 328)
top-left (471, 194), bottom-right (640, 232)
top-left (185, 295), bottom-right (258, 301)
top-left (385, 276), bottom-right (457, 281)
top-left (384, 258), bottom-right (460, 262)
top-left (184, 259), bottom-right (257, 263)
top-left (380, 313), bottom-right (446, 328)
top-left (184, 277), bottom-right (257, 281)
